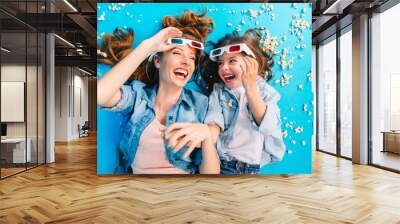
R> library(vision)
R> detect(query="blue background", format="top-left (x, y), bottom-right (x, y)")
top-left (97, 3), bottom-right (313, 174)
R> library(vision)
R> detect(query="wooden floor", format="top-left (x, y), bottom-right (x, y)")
top-left (1, 135), bottom-right (400, 223)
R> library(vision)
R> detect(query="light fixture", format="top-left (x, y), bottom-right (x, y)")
top-left (63, 0), bottom-right (78, 12)
top-left (1, 47), bottom-right (11, 53)
top-left (54, 34), bottom-right (75, 48)
top-left (78, 67), bottom-right (93, 76)
top-left (322, 0), bottom-right (355, 15)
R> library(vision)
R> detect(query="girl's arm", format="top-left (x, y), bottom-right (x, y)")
top-left (245, 86), bottom-right (266, 126)
top-left (208, 124), bottom-right (221, 145)
top-left (97, 27), bottom-right (183, 107)
top-left (241, 56), bottom-right (266, 126)
top-left (242, 57), bottom-right (286, 162)
top-left (204, 86), bottom-right (224, 144)
top-left (199, 137), bottom-right (220, 174)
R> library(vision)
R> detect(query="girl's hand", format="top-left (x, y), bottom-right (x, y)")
top-left (146, 27), bottom-right (183, 53)
top-left (163, 123), bottom-right (212, 158)
top-left (240, 56), bottom-right (259, 90)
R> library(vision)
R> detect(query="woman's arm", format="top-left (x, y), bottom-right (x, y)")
top-left (97, 40), bottom-right (153, 107)
top-left (97, 27), bottom-right (183, 107)
top-left (165, 123), bottom-right (220, 174)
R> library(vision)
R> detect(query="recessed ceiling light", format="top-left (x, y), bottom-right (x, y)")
top-left (1, 47), bottom-right (11, 53)
top-left (78, 67), bottom-right (93, 76)
top-left (63, 0), bottom-right (78, 12)
top-left (54, 34), bottom-right (75, 48)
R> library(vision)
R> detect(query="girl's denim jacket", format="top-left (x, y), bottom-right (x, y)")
top-left (204, 76), bottom-right (286, 166)
top-left (105, 80), bottom-right (209, 174)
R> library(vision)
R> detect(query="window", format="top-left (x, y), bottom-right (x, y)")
top-left (339, 28), bottom-right (352, 158)
top-left (317, 36), bottom-right (337, 154)
top-left (370, 2), bottom-right (400, 171)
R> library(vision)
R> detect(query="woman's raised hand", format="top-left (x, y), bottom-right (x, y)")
top-left (146, 27), bottom-right (183, 53)
top-left (163, 123), bottom-right (212, 158)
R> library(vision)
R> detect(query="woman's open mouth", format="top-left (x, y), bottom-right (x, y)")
top-left (174, 68), bottom-right (189, 80)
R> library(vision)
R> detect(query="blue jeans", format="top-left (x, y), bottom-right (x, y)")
top-left (220, 160), bottom-right (260, 174)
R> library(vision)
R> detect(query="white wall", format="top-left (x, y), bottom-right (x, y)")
top-left (54, 67), bottom-right (89, 141)
top-left (55, 66), bottom-right (69, 141)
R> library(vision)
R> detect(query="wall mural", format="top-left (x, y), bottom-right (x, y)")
top-left (97, 3), bottom-right (313, 175)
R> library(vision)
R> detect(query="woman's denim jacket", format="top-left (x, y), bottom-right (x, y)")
top-left (105, 80), bottom-right (209, 174)
top-left (204, 76), bottom-right (286, 166)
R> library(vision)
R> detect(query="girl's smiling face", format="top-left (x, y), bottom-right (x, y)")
top-left (217, 53), bottom-right (245, 89)
top-left (156, 45), bottom-right (197, 88)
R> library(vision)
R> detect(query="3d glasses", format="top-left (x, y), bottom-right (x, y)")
top-left (209, 43), bottom-right (256, 61)
top-left (167, 38), bottom-right (204, 50)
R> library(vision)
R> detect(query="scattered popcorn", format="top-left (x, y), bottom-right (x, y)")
top-left (249, 9), bottom-right (261, 18)
top-left (98, 12), bottom-right (105, 21)
top-left (260, 31), bottom-right (280, 53)
top-left (279, 73), bottom-right (293, 87)
top-left (307, 73), bottom-right (312, 81)
top-left (108, 3), bottom-right (122, 11)
top-left (282, 130), bottom-right (288, 138)
top-left (303, 104), bottom-right (308, 112)
top-left (295, 126), bottom-right (304, 134)
top-left (298, 84), bottom-right (303, 90)
top-left (235, 25), bottom-right (241, 32)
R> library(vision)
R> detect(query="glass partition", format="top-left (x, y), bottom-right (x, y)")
top-left (317, 36), bottom-right (337, 155)
top-left (0, 0), bottom-right (46, 179)
top-left (370, 3), bottom-right (400, 171)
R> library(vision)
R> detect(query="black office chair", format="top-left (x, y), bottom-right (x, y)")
top-left (78, 121), bottom-right (90, 138)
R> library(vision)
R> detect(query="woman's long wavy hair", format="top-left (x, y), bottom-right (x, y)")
top-left (98, 11), bottom-right (214, 86)
top-left (199, 29), bottom-right (274, 93)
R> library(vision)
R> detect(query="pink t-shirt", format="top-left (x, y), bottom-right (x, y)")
top-left (131, 118), bottom-right (188, 174)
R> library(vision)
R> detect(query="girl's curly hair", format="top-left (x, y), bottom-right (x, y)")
top-left (198, 29), bottom-right (274, 93)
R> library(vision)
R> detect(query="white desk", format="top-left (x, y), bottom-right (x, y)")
top-left (1, 138), bottom-right (31, 163)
